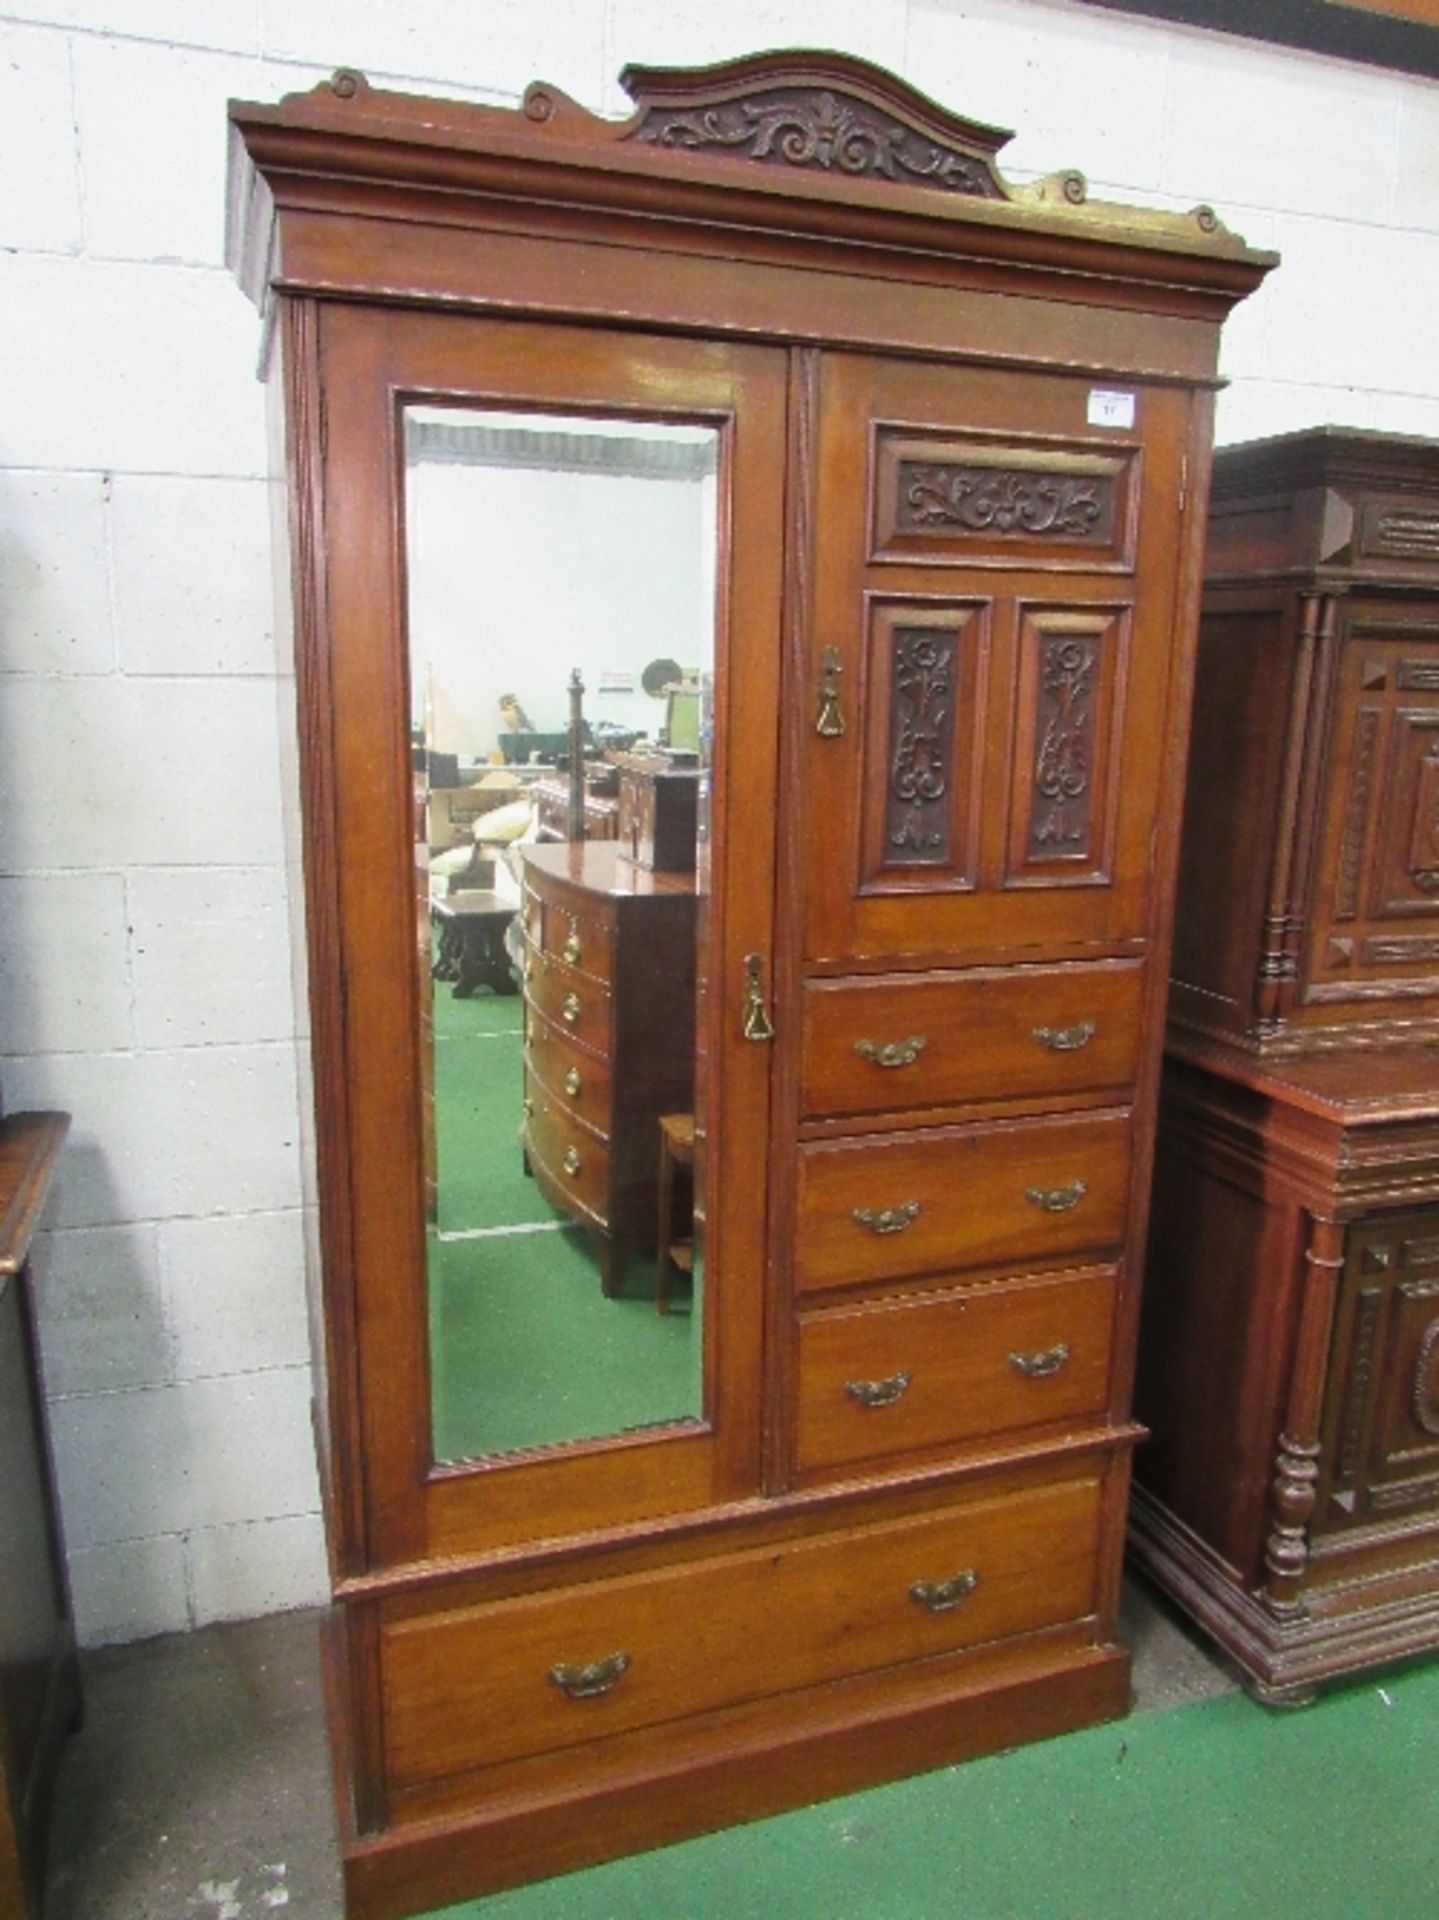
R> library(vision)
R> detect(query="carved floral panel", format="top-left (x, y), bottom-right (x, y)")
top-left (896, 461), bottom-right (1116, 544)
top-left (871, 434), bottom-right (1134, 569)
top-left (1005, 605), bottom-right (1126, 888)
top-left (861, 603), bottom-right (987, 890)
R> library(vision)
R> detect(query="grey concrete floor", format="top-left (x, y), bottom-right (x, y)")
top-left (43, 1572), bottom-right (1234, 1920)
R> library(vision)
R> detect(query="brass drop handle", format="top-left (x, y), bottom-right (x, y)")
top-left (855, 1035), bottom-right (928, 1069)
top-left (853, 1200), bottom-right (921, 1236)
top-left (563, 928), bottom-right (583, 966)
top-left (910, 1569), bottom-right (979, 1614)
top-left (1009, 1341), bottom-right (1071, 1379)
top-left (563, 1145), bottom-right (581, 1177)
top-left (548, 1652), bottom-right (631, 1701)
top-left (844, 1371), bottom-right (912, 1409)
top-left (1024, 1181), bottom-right (1087, 1214)
top-left (816, 645), bottom-right (846, 737)
top-left (742, 953), bottom-right (776, 1042)
top-left (1032, 1019), bottom-right (1097, 1053)
top-left (562, 992), bottom-right (582, 1026)
top-left (563, 1066), bottom-right (582, 1098)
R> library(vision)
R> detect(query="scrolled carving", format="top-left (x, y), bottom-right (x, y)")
top-left (1030, 636), bottom-right (1097, 856)
top-left (898, 463), bottom-right (1112, 541)
top-left (631, 88), bottom-right (1004, 197)
top-left (887, 629), bottom-right (955, 863)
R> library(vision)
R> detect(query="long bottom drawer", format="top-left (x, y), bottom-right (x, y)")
top-left (381, 1472), bottom-right (1103, 1790)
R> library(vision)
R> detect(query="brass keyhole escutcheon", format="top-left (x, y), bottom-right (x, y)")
top-left (816, 645), bottom-right (846, 737)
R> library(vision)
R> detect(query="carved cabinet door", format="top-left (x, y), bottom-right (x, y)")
top-left (1300, 605), bottom-right (1439, 1009)
top-left (800, 353), bottom-right (1193, 967)
top-left (1316, 1211), bottom-right (1439, 1537)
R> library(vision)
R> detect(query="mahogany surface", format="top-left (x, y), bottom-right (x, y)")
top-left (0, 1106), bottom-right (77, 1920)
top-left (227, 50), bottom-right (1270, 1915)
top-left (1136, 428), bottom-right (1439, 1703)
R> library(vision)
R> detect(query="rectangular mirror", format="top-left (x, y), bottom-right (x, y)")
top-left (404, 405), bottom-right (718, 1465)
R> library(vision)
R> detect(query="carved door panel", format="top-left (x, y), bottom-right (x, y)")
top-left (1302, 607), bottom-right (1439, 1004)
top-left (1316, 1211), bottom-right (1439, 1537)
top-left (801, 354), bottom-right (1191, 967)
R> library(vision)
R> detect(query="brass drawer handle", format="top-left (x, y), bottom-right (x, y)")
top-left (563, 1145), bottom-right (581, 1177)
top-left (844, 1371), bottom-right (912, 1409)
top-left (816, 644), bottom-right (846, 737)
top-left (563, 927), bottom-right (582, 966)
top-left (563, 1066), bottom-right (582, 1098)
top-left (852, 1201), bottom-right (921, 1236)
top-left (548, 1652), bottom-right (631, 1701)
top-left (910, 1569), bottom-right (979, 1614)
top-left (1009, 1341), bottom-right (1071, 1379)
top-left (1024, 1181), bottom-right (1087, 1214)
top-left (855, 1035), bottom-right (927, 1070)
top-left (562, 992), bottom-right (582, 1026)
top-left (1032, 1019), bottom-right (1097, 1053)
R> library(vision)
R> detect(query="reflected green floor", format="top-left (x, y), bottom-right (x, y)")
top-left (424, 1658), bottom-right (1439, 1919)
top-left (428, 972), bottom-right (696, 1462)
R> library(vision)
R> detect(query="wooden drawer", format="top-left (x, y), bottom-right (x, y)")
top-left (526, 1009), bottom-right (614, 1136)
top-left (522, 888), bottom-right (617, 984)
top-left (524, 940), bottom-right (613, 1053)
top-left (801, 961), bottom-right (1144, 1120)
top-left (380, 1472), bottom-right (1103, 1789)
top-left (524, 1081), bottom-right (611, 1222)
top-left (795, 1267), bottom-right (1118, 1476)
top-left (795, 1109), bottom-right (1130, 1296)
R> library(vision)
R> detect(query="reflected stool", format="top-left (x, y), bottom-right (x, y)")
top-left (656, 1112), bottom-right (695, 1315)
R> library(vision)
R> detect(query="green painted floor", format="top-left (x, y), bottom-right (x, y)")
top-left (423, 1657), bottom-right (1439, 1919)
top-left (428, 970), bottom-right (698, 1462)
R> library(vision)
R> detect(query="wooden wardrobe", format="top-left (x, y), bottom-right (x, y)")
top-left (1133, 429), bottom-right (1439, 1703)
top-left (226, 52), bottom-right (1271, 1916)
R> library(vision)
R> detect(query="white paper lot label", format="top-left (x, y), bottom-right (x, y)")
top-left (1087, 388), bottom-right (1136, 429)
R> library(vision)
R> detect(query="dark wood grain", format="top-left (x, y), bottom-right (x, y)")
top-left (1138, 429), bottom-right (1439, 1703)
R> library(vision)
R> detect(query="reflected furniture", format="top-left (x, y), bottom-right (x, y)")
top-left (655, 1112), bottom-right (696, 1315)
top-left (533, 772), bottom-right (620, 842)
top-left (0, 1094), bottom-right (76, 1919)
top-left (228, 50), bottom-right (1271, 1918)
top-left (430, 889), bottom-right (517, 999)
top-left (614, 754), bottom-right (699, 873)
top-left (520, 842), bottom-right (696, 1296)
top-left (1133, 429), bottom-right (1439, 1702)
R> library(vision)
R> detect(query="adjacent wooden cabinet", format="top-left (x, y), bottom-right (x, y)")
top-left (0, 1098), bottom-right (75, 1920)
top-left (227, 52), bottom-right (1270, 1916)
top-left (1133, 429), bottom-right (1439, 1702)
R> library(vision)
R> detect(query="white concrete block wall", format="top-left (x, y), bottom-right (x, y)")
top-left (0, 0), bottom-right (1434, 1648)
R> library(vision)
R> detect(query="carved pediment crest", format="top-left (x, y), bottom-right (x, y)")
top-left (619, 51), bottom-right (1014, 200)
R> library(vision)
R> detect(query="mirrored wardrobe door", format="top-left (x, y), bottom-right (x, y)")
top-left (310, 306), bottom-right (789, 1563)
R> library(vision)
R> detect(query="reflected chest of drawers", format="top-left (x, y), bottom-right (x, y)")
top-left (520, 841), bottom-right (696, 1295)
